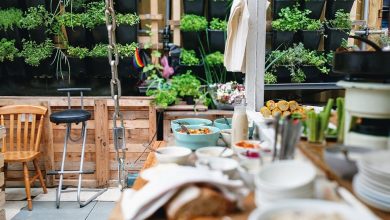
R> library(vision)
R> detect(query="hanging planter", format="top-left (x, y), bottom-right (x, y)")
top-left (181, 31), bottom-right (205, 51)
top-left (25, 0), bottom-right (46, 9)
top-left (115, 0), bottom-right (138, 13)
top-left (4, 58), bottom-right (26, 78)
top-left (178, 63), bottom-right (205, 80)
top-left (0, 29), bottom-right (23, 46)
top-left (301, 0), bottom-right (325, 19)
top-left (183, 96), bottom-right (195, 105)
top-left (275, 66), bottom-right (292, 83)
top-left (91, 24), bottom-right (109, 44)
top-left (27, 27), bottom-right (47, 44)
top-left (66, 27), bottom-right (88, 47)
top-left (87, 57), bottom-right (111, 78)
top-left (68, 58), bottom-right (87, 79)
top-left (118, 57), bottom-right (136, 78)
top-left (301, 65), bottom-right (322, 82)
top-left (300, 30), bottom-right (322, 50)
top-left (272, 0), bottom-right (296, 19)
top-left (116, 25), bottom-right (138, 44)
top-left (208, 0), bottom-right (230, 19)
top-left (325, 0), bottom-right (355, 20)
top-left (26, 58), bottom-right (53, 77)
top-left (208, 29), bottom-right (226, 52)
top-left (0, 0), bottom-right (21, 9)
top-left (324, 26), bottom-right (349, 51)
top-left (272, 31), bottom-right (296, 50)
top-left (183, 0), bottom-right (205, 16)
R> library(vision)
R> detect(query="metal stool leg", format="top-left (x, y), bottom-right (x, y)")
top-left (56, 124), bottom-right (70, 208)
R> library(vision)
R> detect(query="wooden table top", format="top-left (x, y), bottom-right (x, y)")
top-left (109, 141), bottom-right (390, 220)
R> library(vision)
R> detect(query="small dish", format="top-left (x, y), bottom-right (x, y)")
top-left (213, 118), bottom-right (232, 130)
top-left (195, 146), bottom-right (234, 160)
top-left (173, 125), bottom-right (221, 150)
top-left (171, 118), bottom-right (213, 131)
top-left (220, 129), bottom-right (232, 146)
top-left (155, 146), bottom-right (192, 165)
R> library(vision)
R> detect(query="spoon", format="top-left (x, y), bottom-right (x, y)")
top-left (223, 116), bottom-right (231, 128)
top-left (218, 147), bottom-right (228, 157)
top-left (143, 143), bottom-right (162, 154)
top-left (175, 121), bottom-right (191, 134)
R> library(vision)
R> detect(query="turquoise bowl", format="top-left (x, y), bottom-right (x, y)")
top-left (173, 125), bottom-right (221, 150)
top-left (213, 118), bottom-right (233, 130)
top-left (171, 118), bottom-right (213, 131)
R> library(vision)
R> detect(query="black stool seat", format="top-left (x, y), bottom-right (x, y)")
top-left (50, 109), bottom-right (91, 124)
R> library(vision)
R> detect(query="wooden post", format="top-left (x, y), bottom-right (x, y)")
top-left (42, 101), bottom-right (54, 187)
top-left (172, 0), bottom-right (182, 46)
top-left (148, 104), bottom-right (157, 142)
top-left (245, 0), bottom-right (267, 111)
top-left (94, 100), bottom-right (110, 187)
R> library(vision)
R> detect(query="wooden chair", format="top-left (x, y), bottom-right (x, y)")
top-left (0, 105), bottom-right (48, 211)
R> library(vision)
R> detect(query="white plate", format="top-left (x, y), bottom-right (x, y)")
top-left (353, 177), bottom-right (390, 212)
top-left (359, 151), bottom-right (390, 176)
top-left (359, 172), bottom-right (390, 193)
top-left (355, 175), bottom-right (390, 204)
top-left (358, 162), bottom-right (390, 184)
top-left (248, 199), bottom-right (377, 220)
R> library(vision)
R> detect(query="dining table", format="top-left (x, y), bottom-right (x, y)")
top-left (109, 140), bottom-right (390, 220)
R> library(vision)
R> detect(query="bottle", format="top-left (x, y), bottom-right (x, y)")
top-left (231, 98), bottom-right (248, 145)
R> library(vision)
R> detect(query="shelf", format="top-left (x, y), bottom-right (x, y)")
top-left (264, 83), bottom-right (342, 91)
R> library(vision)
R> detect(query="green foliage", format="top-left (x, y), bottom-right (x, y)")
top-left (0, 8), bottom-right (23, 31)
top-left (180, 49), bottom-right (201, 65)
top-left (272, 6), bottom-right (309, 31)
top-left (209, 18), bottom-right (227, 31)
top-left (57, 12), bottom-right (88, 28)
top-left (88, 44), bottom-right (108, 57)
top-left (67, 46), bottom-right (89, 59)
top-left (64, 0), bottom-right (87, 12)
top-left (205, 51), bottom-right (224, 67)
top-left (19, 39), bottom-right (54, 66)
top-left (117, 42), bottom-right (138, 58)
top-left (116, 13), bottom-right (140, 26)
top-left (327, 10), bottom-right (352, 30)
top-left (20, 6), bottom-right (50, 30)
top-left (171, 71), bottom-right (201, 97)
top-left (84, 1), bottom-right (105, 29)
top-left (303, 18), bottom-right (322, 31)
top-left (264, 72), bottom-right (277, 84)
top-left (180, 14), bottom-right (208, 32)
top-left (146, 89), bottom-right (177, 108)
top-left (0, 38), bottom-right (19, 62)
top-left (290, 68), bottom-right (306, 83)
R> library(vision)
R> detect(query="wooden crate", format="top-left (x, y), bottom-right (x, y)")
top-left (0, 97), bottom-right (156, 188)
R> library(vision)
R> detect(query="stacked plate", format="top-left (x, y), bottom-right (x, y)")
top-left (353, 151), bottom-right (390, 212)
top-left (254, 160), bottom-right (316, 204)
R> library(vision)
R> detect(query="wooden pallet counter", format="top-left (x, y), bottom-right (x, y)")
top-left (0, 97), bottom-right (156, 188)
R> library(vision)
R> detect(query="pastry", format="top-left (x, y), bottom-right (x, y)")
top-left (277, 100), bottom-right (289, 111)
top-left (260, 106), bottom-right (271, 118)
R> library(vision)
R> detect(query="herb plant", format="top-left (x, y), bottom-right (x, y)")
top-left (85, 1), bottom-right (105, 29)
top-left (0, 8), bottom-right (23, 31)
top-left (272, 6), bottom-right (308, 31)
top-left (20, 6), bottom-right (50, 30)
top-left (264, 72), bottom-right (277, 84)
top-left (302, 18), bottom-right (322, 31)
top-left (57, 12), bottom-right (88, 28)
top-left (327, 10), bottom-right (352, 30)
top-left (180, 49), bottom-right (201, 65)
top-left (205, 51), bottom-right (224, 67)
top-left (209, 18), bottom-right (227, 31)
top-left (19, 39), bottom-right (54, 66)
top-left (116, 13), bottom-right (140, 26)
top-left (67, 46), bottom-right (89, 59)
top-left (0, 38), bottom-right (19, 62)
top-left (171, 71), bottom-right (201, 97)
top-left (88, 44), bottom-right (108, 57)
top-left (180, 14), bottom-right (208, 32)
top-left (146, 89), bottom-right (177, 108)
top-left (117, 42), bottom-right (138, 58)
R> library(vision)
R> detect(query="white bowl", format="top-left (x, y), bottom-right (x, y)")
top-left (255, 160), bottom-right (316, 193)
top-left (220, 129), bottom-right (232, 146)
top-left (238, 159), bottom-right (261, 190)
top-left (155, 146), bottom-right (192, 165)
top-left (195, 146), bottom-right (234, 160)
top-left (195, 157), bottom-right (239, 177)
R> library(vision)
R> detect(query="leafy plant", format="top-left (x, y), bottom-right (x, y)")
top-left (209, 18), bottom-right (227, 31)
top-left (171, 71), bottom-right (201, 97)
top-left (0, 38), bottom-right (19, 62)
top-left (302, 18), bottom-right (322, 31)
top-left (0, 8), bottom-right (23, 31)
top-left (88, 44), bottom-right (108, 57)
top-left (116, 13), bottom-right (140, 26)
top-left (19, 39), bottom-right (54, 66)
top-left (117, 42), bottom-right (138, 58)
top-left (180, 14), bottom-right (208, 32)
top-left (57, 12), bottom-right (88, 27)
top-left (84, 1), bottom-right (105, 29)
top-left (147, 88), bottom-right (177, 108)
top-left (67, 46), bottom-right (89, 59)
top-left (205, 51), bottom-right (224, 67)
top-left (326, 10), bottom-right (352, 30)
top-left (264, 72), bottom-right (277, 84)
top-left (180, 49), bottom-right (201, 65)
top-left (20, 6), bottom-right (50, 30)
top-left (272, 6), bottom-right (308, 31)
top-left (63, 0), bottom-right (87, 12)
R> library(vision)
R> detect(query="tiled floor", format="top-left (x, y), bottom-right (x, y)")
top-left (4, 187), bottom-right (121, 220)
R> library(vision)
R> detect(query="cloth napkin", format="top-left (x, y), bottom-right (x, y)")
top-left (121, 166), bottom-right (245, 220)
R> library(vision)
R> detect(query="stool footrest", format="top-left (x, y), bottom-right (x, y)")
top-left (47, 170), bottom-right (95, 175)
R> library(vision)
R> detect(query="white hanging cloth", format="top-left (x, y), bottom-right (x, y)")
top-left (224, 0), bottom-right (250, 73)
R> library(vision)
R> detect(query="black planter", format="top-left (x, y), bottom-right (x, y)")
top-left (87, 57), bottom-right (111, 78)
top-left (25, 0), bottom-right (46, 9)
top-left (301, 65), bottom-right (322, 82)
top-left (118, 57), bottom-right (137, 78)
top-left (178, 63), bottom-right (205, 80)
top-left (116, 25), bottom-right (138, 44)
top-left (183, 96), bottom-right (195, 105)
top-left (4, 58), bottom-right (26, 78)
top-left (0, 0), bottom-right (21, 9)
top-left (324, 26), bottom-right (349, 51)
top-left (66, 26), bottom-right (88, 47)
top-left (181, 31), bottom-right (205, 51)
top-left (0, 28), bottom-right (23, 46)
top-left (208, 0), bottom-right (230, 19)
top-left (300, 30), bottom-right (322, 50)
top-left (275, 66), bottom-right (291, 83)
top-left (115, 0), bottom-right (138, 13)
top-left (300, 0), bottom-right (325, 19)
top-left (183, 0), bottom-right (205, 16)
top-left (68, 57), bottom-right (87, 78)
top-left (27, 26), bottom-right (47, 43)
top-left (272, 30), bottom-right (296, 50)
top-left (325, 0), bottom-right (355, 20)
top-left (25, 58), bottom-right (54, 77)
top-left (208, 29), bottom-right (226, 52)
top-left (91, 25), bottom-right (108, 44)
top-left (273, 0), bottom-right (296, 19)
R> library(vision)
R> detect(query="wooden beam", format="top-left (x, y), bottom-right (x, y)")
top-left (148, 104), bottom-right (156, 142)
top-left (94, 100), bottom-right (110, 187)
top-left (172, 0), bottom-right (181, 46)
top-left (42, 101), bottom-right (55, 187)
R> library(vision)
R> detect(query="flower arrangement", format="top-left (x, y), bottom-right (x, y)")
top-left (209, 81), bottom-right (245, 105)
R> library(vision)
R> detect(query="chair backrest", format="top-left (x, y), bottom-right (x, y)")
top-left (0, 105), bottom-right (47, 153)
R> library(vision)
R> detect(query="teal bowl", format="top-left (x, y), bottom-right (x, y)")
top-left (171, 118), bottom-right (213, 131)
top-left (213, 118), bottom-right (233, 130)
top-left (173, 125), bottom-right (221, 150)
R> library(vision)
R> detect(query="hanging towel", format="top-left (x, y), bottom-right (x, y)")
top-left (224, 0), bottom-right (250, 73)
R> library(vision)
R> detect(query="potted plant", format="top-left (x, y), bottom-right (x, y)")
top-left (87, 44), bottom-right (111, 78)
top-left (116, 13), bottom-right (140, 44)
top-left (324, 10), bottom-right (352, 51)
top-left (179, 49), bottom-right (204, 80)
top-left (0, 8), bottom-right (23, 45)
top-left (183, 0), bottom-right (205, 16)
top-left (300, 0), bottom-right (325, 19)
top-left (57, 12), bottom-right (89, 47)
top-left (115, 0), bottom-right (138, 14)
top-left (208, 0), bottom-right (230, 19)
top-left (271, 6), bottom-right (302, 50)
top-left (0, 38), bottom-right (26, 78)
top-left (180, 14), bottom-right (208, 50)
top-left (208, 18), bottom-right (227, 52)
top-left (204, 51), bottom-right (228, 83)
top-left (171, 71), bottom-right (201, 104)
top-left (117, 42), bottom-right (138, 78)
top-left (272, 0), bottom-right (296, 19)
top-left (264, 72), bottom-right (278, 84)
top-left (19, 39), bottom-right (54, 77)
top-left (325, 0), bottom-right (355, 20)
top-left (299, 15), bottom-right (323, 50)
top-left (66, 46), bottom-right (89, 78)
top-left (20, 6), bottom-right (50, 43)
top-left (85, 1), bottom-right (107, 44)
top-left (146, 74), bottom-right (178, 108)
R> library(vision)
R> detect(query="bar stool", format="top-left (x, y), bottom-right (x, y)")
top-left (48, 88), bottom-right (107, 208)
